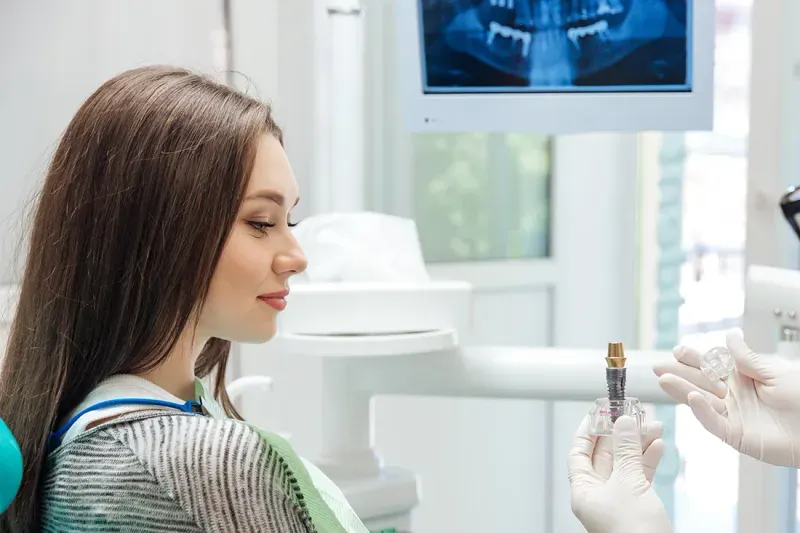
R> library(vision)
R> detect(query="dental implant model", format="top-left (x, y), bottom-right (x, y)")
top-left (588, 342), bottom-right (647, 436)
top-left (699, 346), bottom-right (735, 382)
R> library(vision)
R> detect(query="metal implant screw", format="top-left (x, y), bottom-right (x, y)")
top-left (589, 342), bottom-right (646, 435)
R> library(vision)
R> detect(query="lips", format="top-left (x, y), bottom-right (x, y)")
top-left (258, 290), bottom-right (289, 311)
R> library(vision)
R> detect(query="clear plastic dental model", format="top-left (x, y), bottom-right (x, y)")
top-left (699, 346), bottom-right (735, 382)
top-left (588, 342), bottom-right (647, 436)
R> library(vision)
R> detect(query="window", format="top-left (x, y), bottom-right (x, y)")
top-left (411, 134), bottom-right (551, 263)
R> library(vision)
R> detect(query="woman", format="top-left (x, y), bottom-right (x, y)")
top-left (0, 66), bottom-right (362, 532)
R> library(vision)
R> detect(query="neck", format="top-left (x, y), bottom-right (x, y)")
top-left (138, 328), bottom-right (209, 401)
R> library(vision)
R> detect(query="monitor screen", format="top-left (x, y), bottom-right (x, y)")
top-left (419, 0), bottom-right (692, 94)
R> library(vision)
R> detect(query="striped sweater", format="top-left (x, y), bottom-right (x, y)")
top-left (42, 411), bottom-right (313, 532)
top-left (40, 376), bottom-right (317, 532)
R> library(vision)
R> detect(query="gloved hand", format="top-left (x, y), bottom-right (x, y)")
top-left (568, 416), bottom-right (672, 533)
top-left (654, 329), bottom-right (800, 467)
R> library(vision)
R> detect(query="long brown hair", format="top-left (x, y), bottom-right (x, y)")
top-left (0, 66), bottom-right (282, 531)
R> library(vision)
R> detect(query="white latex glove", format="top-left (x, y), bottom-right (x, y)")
top-left (654, 329), bottom-right (800, 467)
top-left (589, 419), bottom-right (665, 481)
top-left (569, 416), bottom-right (672, 533)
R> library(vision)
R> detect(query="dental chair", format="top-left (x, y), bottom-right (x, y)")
top-left (0, 418), bottom-right (22, 514)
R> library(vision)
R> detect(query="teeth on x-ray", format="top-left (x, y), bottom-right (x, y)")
top-left (595, 0), bottom-right (623, 16)
top-left (570, 0), bottom-right (622, 22)
top-left (489, 0), bottom-right (515, 8)
top-left (566, 19), bottom-right (609, 48)
top-left (426, 0), bottom-right (687, 88)
top-left (487, 20), bottom-right (532, 58)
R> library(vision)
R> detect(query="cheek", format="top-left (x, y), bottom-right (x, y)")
top-left (212, 232), bottom-right (273, 299)
top-left (201, 231), bottom-right (279, 341)
top-left (203, 232), bottom-right (276, 336)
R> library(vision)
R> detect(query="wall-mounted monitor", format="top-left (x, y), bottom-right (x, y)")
top-left (396, 0), bottom-right (715, 133)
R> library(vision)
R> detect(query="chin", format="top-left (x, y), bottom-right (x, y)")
top-left (238, 324), bottom-right (278, 344)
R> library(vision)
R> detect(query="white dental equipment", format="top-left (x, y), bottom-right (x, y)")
top-left (228, 261), bottom-right (800, 531)
top-left (235, 298), bottom-right (673, 531)
top-left (746, 265), bottom-right (800, 360)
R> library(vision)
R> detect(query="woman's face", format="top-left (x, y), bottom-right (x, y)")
top-left (199, 134), bottom-right (307, 343)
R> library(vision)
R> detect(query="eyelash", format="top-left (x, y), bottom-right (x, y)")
top-left (247, 220), bottom-right (299, 234)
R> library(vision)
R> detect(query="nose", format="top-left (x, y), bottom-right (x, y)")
top-left (273, 236), bottom-right (307, 276)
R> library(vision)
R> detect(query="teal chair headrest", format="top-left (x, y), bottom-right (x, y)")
top-left (0, 418), bottom-right (21, 513)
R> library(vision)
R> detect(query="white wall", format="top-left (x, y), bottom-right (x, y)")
top-left (0, 0), bottom-right (224, 283)
top-left (228, 0), bottom-right (328, 222)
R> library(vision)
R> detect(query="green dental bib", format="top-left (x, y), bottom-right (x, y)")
top-left (196, 380), bottom-right (370, 533)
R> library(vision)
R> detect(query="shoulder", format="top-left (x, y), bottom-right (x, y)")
top-left (43, 420), bottom-right (201, 531)
top-left (106, 414), bottom-right (289, 487)
top-left (104, 413), bottom-right (312, 532)
top-left (50, 413), bottom-right (274, 483)
top-left (107, 412), bottom-right (266, 455)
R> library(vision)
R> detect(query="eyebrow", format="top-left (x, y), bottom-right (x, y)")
top-left (244, 190), bottom-right (300, 207)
